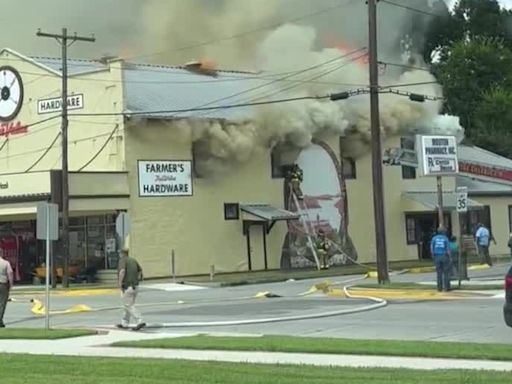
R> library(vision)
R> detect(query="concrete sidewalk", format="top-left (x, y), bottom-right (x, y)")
top-left (1, 330), bottom-right (512, 371)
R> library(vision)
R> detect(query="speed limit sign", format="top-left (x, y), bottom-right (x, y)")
top-left (456, 186), bottom-right (468, 213)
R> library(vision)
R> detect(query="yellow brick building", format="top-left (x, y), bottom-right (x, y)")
top-left (0, 48), bottom-right (509, 281)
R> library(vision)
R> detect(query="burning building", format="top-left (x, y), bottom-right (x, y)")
top-left (1, 34), bottom-right (511, 282)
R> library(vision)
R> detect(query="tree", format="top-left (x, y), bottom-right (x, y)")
top-left (422, 0), bottom-right (455, 63)
top-left (423, 0), bottom-right (512, 62)
top-left (472, 87), bottom-right (512, 157)
top-left (452, 0), bottom-right (510, 45)
top-left (434, 38), bottom-right (512, 140)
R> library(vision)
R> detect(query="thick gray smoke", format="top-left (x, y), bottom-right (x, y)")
top-left (4, 0), bottom-right (464, 175)
top-left (169, 23), bottom-right (462, 174)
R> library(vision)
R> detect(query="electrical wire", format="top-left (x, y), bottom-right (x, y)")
top-left (0, 139), bottom-right (8, 154)
top-left (174, 47), bottom-right (367, 116)
top-left (127, 0), bottom-right (356, 62)
top-left (11, 65), bottom-right (369, 88)
top-left (77, 125), bottom-right (119, 171)
top-left (241, 52), bottom-right (369, 105)
top-left (378, 60), bottom-right (431, 72)
top-left (380, 0), bottom-right (440, 18)
top-left (24, 132), bottom-right (61, 172)
top-left (69, 94), bottom-right (339, 118)
top-left (379, 80), bottom-right (439, 89)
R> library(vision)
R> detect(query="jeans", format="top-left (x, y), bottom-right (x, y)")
top-left (478, 245), bottom-right (492, 266)
top-left (434, 255), bottom-right (451, 292)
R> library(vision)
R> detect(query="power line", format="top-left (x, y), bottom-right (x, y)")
top-left (121, 0), bottom-right (357, 62)
top-left (380, 80), bottom-right (439, 89)
top-left (12, 66), bottom-right (369, 88)
top-left (378, 60), bottom-right (431, 72)
top-left (0, 128), bottom-right (122, 161)
top-left (242, 52), bottom-right (369, 105)
top-left (25, 132), bottom-right (61, 172)
top-left (77, 125), bottom-right (119, 171)
top-left (380, 0), bottom-right (439, 18)
top-left (168, 47), bottom-right (367, 119)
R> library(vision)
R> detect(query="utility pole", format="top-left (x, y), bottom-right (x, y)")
top-left (367, 0), bottom-right (389, 284)
top-left (436, 176), bottom-right (444, 229)
top-left (37, 28), bottom-right (95, 287)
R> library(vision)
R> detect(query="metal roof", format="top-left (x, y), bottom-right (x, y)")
top-left (240, 204), bottom-right (299, 221)
top-left (30, 56), bottom-right (108, 76)
top-left (16, 50), bottom-right (281, 120)
top-left (122, 64), bottom-right (270, 120)
top-left (402, 192), bottom-right (482, 210)
top-left (457, 175), bottom-right (512, 196)
top-left (458, 145), bottom-right (512, 170)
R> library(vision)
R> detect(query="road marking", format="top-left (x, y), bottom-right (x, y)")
top-left (142, 283), bottom-right (207, 292)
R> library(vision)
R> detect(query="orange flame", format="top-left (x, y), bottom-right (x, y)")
top-left (322, 35), bottom-right (368, 66)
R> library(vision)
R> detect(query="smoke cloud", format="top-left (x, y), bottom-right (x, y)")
top-left (3, 1), bottom-right (464, 174)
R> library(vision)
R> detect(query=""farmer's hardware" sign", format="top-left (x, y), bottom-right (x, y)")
top-left (138, 160), bottom-right (193, 197)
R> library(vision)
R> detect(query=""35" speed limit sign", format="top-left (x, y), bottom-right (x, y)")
top-left (456, 186), bottom-right (468, 213)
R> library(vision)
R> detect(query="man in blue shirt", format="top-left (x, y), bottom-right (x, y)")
top-left (431, 227), bottom-right (451, 292)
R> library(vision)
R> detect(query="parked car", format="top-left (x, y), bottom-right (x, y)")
top-left (504, 265), bottom-right (512, 327)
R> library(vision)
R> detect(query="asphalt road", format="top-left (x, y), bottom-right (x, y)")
top-left (4, 264), bottom-right (512, 344)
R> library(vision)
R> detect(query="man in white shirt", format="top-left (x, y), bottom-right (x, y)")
top-left (475, 223), bottom-right (495, 266)
top-left (0, 249), bottom-right (14, 327)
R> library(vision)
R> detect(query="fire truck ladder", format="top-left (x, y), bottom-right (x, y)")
top-left (290, 188), bottom-right (321, 270)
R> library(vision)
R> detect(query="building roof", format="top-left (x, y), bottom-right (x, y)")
top-left (15, 47), bottom-right (273, 120)
top-left (458, 145), bottom-right (512, 170)
top-left (402, 192), bottom-right (482, 211)
top-left (122, 64), bottom-right (268, 120)
top-left (240, 204), bottom-right (299, 221)
top-left (31, 56), bottom-right (108, 76)
top-left (457, 175), bottom-right (512, 196)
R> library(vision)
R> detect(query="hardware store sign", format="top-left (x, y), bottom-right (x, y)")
top-left (138, 160), bottom-right (192, 197)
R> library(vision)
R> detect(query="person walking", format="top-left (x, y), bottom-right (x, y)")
top-left (116, 248), bottom-right (146, 331)
top-left (475, 223), bottom-right (494, 266)
top-left (0, 249), bottom-right (14, 328)
top-left (431, 227), bottom-right (451, 292)
top-left (449, 236), bottom-right (460, 280)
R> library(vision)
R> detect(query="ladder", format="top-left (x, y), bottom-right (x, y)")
top-left (291, 188), bottom-right (355, 266)
top-left (290, 188), bottom-right (321, 270)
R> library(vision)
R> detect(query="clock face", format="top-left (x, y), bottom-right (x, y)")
top-left (0, 66), bottom-right (23, 122)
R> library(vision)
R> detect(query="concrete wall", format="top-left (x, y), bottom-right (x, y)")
top-left (472, 195), bottom-right (512, 256)
top-left (124, 121), bottom-right (287, 277)
top-left (345, 135), bottom-right (456, 263)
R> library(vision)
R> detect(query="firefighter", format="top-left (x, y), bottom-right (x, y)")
top-left (287, 163), bottom-right (304, 200)
top-left (315, 229), bottom-right (331, 269)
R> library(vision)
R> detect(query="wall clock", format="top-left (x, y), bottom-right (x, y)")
top-left (0, 66), bottom-right (23, 122)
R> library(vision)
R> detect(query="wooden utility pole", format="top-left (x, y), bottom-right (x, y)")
top-left (37, 28), bottom-right (95, 287)
top-left (436, 176), bottom-right (444, 229)
top-left (367, 0), bottom-right (389, 284)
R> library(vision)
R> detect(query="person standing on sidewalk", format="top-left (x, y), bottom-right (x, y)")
top-left (475, 223), bottom-right (494, 266)
top-left (116, 248), bottom-right (146, 331)
top-left (430, 227), bottom-right (451, 292)
top-left (0, 249), bottom-right (14, 328)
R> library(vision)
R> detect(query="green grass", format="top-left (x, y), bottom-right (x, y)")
top-left (0, 328), bottom-right (97, 339)
top-left (354, 282), bottom-right (504, 291)
top-left (114, 335), bottom-right (512, 362)
top-left (180, 260), bottom-right (434, 286)
top-left (1, 354), bottom-right (510, 384)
